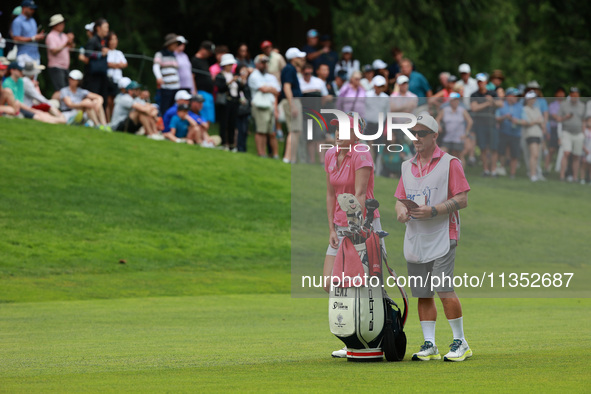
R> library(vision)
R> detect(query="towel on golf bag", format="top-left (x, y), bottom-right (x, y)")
top-left (332, 237), bottom-right (366, 287)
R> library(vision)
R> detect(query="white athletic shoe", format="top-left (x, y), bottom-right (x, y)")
top-left (331, 347), bottom-right (347, 358)
top-left (443, 339), bottom-right (473, 362)
top-left (412, 341), bottom-right (441, 361)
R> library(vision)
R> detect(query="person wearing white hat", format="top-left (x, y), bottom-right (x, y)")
top-left (162, 89), bottom-right (193, 132)
top-left (334, 45), bottom-right (359, 81)
top-left (522, 91), bottom-right (546, 181)
top-left (215, 53), bottom-right (246, 150)
top-left (395, 111), bottom-right (472, 362)
top-left (390, 74), bottom-right (418, 114)
top-left (59, 69), bottom-right (108, 128)
top-left (399, 58), bottom-right (432, 104)
top-left (279, 48), bottom-right (306, 163)
top-left (456, 63), bottom-right (477, 101)
top-left (111, 79), bottom-right (160, 138)
top-left (365, 74), bottom-right (390, 163)
top-left (45, 14), bottom-right (74, 93)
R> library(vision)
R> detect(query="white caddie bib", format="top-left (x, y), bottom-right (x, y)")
top-left (401, 153), bottom-right (459, 263)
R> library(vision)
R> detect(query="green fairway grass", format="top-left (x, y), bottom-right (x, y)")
top-left (1, 118), bottom-right (589, 392)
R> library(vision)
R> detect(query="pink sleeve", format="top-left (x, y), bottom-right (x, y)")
top-left (394, 177), bottom-right (406, 199)
top-left (449, 158), bottom-right (470, 197)
top-left (45, 33), bottom-right (58, 49)
top-left (352, 150), bottom-right (374, 171)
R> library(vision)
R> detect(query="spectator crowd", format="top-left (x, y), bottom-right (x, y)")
top-left (1, 2), bottom-right (591, 183)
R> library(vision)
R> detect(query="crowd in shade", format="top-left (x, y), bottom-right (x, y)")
top-left (1, 2), bottom-right (591, 182)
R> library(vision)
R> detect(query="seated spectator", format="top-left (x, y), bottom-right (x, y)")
top-left (45, 14), bottom-right (74, 95)
top-left (164, 103), bottom-right (201, 144)
top-left (316, 63), bottom-right (335, 96)
top-left (436, 92), bottom-right (472, 165)
top-left (110, 79), bottom-right (161, 139)
top-left (162, 90), bottom-right (192, 132)
top-left (372, 59), bottom-right (389, 84)
top-left (360, 64), bottom-right (374, 92)
top-left (331, 69), bottom-right (348, 96)
top-left (59, 69), bottom-right (108, 128)
top-left (3, 62), bottom-right (65, 124)
top-left (21, 62), bottom-right (66, 123)
top-left (0, 81), bottom-right (19, 116)
top-left (390, 75), bottom-right (418, 113)
top-left (106, 31), bottom-right (128, 121)
top-left (430, 74), bottom-right (458, 107)
top-left (189, 94), bottom-right (218, 147)
top-left (153, 33), bottom-right (180, 115)
top-left (299, 63), bottom-right (328, 97)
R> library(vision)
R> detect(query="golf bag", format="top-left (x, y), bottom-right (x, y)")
top-left (328, 194), bottom-right (408, 361)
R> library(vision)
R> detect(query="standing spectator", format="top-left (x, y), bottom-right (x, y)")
top-left (387, 47), bottom-right (404, 86)
top-left (210, 45), bottom-right (233, 79)
top-left (302, 29), bottom-right (320, 63)
top-left (45, 14), bottom-right (74, 94)
top-left (360, 64), bottom-right (374, 92)
top-left (495, 88), bottom-right (524, 178)
top-left (470, 73), bottom-right (502, 176)
top-left (524, 81), bottom-right (549, 179)
top-left (522, 91), bottom-right (546, 182)
top-left (59, 69), bottom-right (108, 128)
top-left (457, 63), bottom-right (478, 103)
top-left (436, 92), bottom-right (473, 166)
top-left (581, 117), bottom-right (591, 184)
top-left (300, 62), bottom-right (328, 163)
top-left (316, 63), bottom-right (334, 96)
top-left (372, 59), bottom-right (389, 82)
top-left (106, 31), bottom-right (128, 122)
top-left (235, 64), bottom-right (252, 153)
top-left (436, 72), bottom-right (450, 93)
top-left (215, 53), bottom-right (244, 151)
top-left (299, 63), bottom-right (328, 97)
top-left (248, 54), bottom-right (280, 158)
top-left (337, 70), bottom-right (365, 117)
top-left (365, 75), bottom-right (389, 163)
top-left (175, 36), bottom-right (196, 95)
top-left (191, 40), bottom-right (215, 123)
top-left (390, 75), bottom-right (418, 114)
top-left (430, 75), bottom-right (458, 107)
top-left (235, 43), bottom-right (254, 71)
top-left (545, 87), bottom-right (566, 172)
top-left (488, 70), bottom-right (505, 97)
top-left (334, 46), bottom-right (360, 81)
top-left (260, 41), bottom-right (286, 83)
top-left (313, 35), bottom-right (338, 82)
top-left (557, 87), bottom-right (586, 182)
top-left (81, 18), bottom-right (110, 109)
top-left (279, 47), bottom-right (306, 163)
top-left (10, 0), bottom-right (44, 67)
top-left (153, 33), bottom-right (181, 115)
top-left (399, 58), bottom-right (432, 108)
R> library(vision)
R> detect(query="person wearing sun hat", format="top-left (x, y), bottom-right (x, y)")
top-left (153, 33), bottom-right (181, 115)
top-left (45, 14), bottom-right (75, 93)
top-left (395, 111), bottom-right (472, 362)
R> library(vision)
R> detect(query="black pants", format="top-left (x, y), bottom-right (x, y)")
top-left (47, 67), bottom-right (68, 92)
top-left (159, 88), bottom-right (179, 117)
top-left (83, 73), bottom-right (110, 110)
top-left (236, 115), bottom-right (249, 152)
top-left (218, 100), bottom-right (238, 147)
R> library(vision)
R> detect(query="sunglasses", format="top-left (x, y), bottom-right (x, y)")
top-left (411, 130), bottom-right (432, 138)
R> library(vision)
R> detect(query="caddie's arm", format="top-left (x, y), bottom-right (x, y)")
top-left (410, 191), bottom-right (468, 219)
top-left (395, 200), bottom-right (411, 223)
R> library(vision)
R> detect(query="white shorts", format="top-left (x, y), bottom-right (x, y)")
top-left (561, 131), bottom-right (584, 156)
top-left (326, 217), bottom-right (384, 256)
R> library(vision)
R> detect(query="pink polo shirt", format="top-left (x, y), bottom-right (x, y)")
top-left (325, 145), bottom-right (380, 227)
top-left (394, 145), bottom-right (470, 240)
top-left (45, 30), bottom-right (70, 69)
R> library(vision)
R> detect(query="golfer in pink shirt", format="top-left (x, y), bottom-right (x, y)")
top-left (394, 112), bottom-right (472, 362)
top-left (323, 112), bottom-right (381, 358)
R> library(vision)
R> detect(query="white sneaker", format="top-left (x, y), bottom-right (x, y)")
top-left (331, 347), bottom-right (347, 358)
top-left (412, 341), bottom-right (441, 361)
top-left (530, 175), bottom-right (538, 182)
top-left (443, 339), bottom-right (472, 362)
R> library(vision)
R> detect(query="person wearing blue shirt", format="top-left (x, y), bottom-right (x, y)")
top-left (400, 58), bottom-right (432, 106)
top-left (10, 0), bottom-right (44, 63)
top-left (495, 88), bottom-right (524, 178)
top-left (279, 47), bottom-right (305, 163)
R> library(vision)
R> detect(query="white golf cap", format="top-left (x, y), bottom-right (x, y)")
top-left (177, 36), bottom-right (187, 44)
top-left (396, 75), bottom-right (409, 85)
top-left (372, 75), bottom-right (386, 87)
top-left (415, 111), bottom-right (439, 133)
top-left (525, 91), bottom-right (537, 99)
top-left (68, 69), bottom-right (83, 80)
top-left (84, 22), bottom-right (95, 32)
top-left (118, 77), bottom-right (132, 90)
top-left (342, 45), bottom-right (353, 53)
top-left (285, 47), bottom-right (306, 60)
top-left (476, 72), bottom-right (488, 82)
top-left (458, 63), bottom-right (471, 73)
top-left (372, 59), bottom-right (387, 70)
top-left (175, 90), bottom-right (192, 101)
top-left (220, 53), bottom-right (237, 67)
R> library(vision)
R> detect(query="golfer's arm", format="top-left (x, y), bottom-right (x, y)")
top-left (326, 174), bottom-right (336, 233)
top-left (354, 167), bottom-right (371, 217)
top-left (432, 192), bottom-right (468, 216)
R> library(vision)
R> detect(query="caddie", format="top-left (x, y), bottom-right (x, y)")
top-left (394, 112), bottom-right (472, 362)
